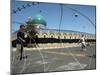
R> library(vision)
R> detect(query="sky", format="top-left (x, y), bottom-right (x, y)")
top-left (11, 0), bottom-right (96, 34)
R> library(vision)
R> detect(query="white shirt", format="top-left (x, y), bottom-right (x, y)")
top-left (81, 37), bottom-right (85, 44)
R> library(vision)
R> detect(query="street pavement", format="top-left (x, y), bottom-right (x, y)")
top-left (11, 45), bottom-right (96, 74)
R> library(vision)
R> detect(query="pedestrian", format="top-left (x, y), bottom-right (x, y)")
top-left (79, 34), bottom-right (87, 51)
top-left (16, 25), bottom-right (26, 60)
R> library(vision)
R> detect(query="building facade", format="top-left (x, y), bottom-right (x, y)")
top-left (12, 15), bottom-right (96, 47)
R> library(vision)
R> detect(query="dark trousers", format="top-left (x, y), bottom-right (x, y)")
top-left (20, 44), bottom-right (23, 59)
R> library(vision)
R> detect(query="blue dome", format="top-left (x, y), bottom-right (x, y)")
top-left (32, 14), bottom-right (47, 26)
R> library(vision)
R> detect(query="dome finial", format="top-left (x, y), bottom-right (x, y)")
top-left (28, 16), bottom-right (32, 21)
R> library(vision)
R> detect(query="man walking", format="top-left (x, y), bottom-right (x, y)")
top-left (17, 25), bottom-right (26, 60)
top-left (79, 35), bottom-right (87, 51)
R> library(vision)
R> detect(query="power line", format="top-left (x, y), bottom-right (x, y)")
top-left (65, 5), bottom-right (95, 28)
top-left (12, 2), bottom-right (37, 14)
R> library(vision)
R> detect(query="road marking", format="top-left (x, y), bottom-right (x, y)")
top-left (50, 62), bottom-right (87, 71)
top-left (68, 51), bottom-right (84, 69)
top-left (19, 51), bottom-right (27, 74)
top-left (42, 51), bottom-right (86, 57)
top-left (35, 60), bottom-right (50, 65)
top-left (20, 61), bottom-right (30, 73)
top-left (89, 57), bottom-right (93, 69)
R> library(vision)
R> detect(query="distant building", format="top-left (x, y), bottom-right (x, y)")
top-left (12, 14), bottom-right (96, 47)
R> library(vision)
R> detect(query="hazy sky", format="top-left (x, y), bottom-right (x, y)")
top-left (12, 0), bottom-right (96, 34)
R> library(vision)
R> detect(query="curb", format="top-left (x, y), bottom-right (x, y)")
top-left (12, 45), bottom-right (80, 51)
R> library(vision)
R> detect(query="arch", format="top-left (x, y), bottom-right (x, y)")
top-left (58, 36), bottom-right (60, 39)
top-left (49, 33), bottom-right (55, 38)
top-left (35, 33), bottom-right (41, 38)
top-left (43, 35), bottom-right (46, 38)
top-left (35, 34), bottom-right (38, 38)
top-left (69, 33), bottom-right (72, 39)
top-left (51, 35), bottom-right (54, 38)
top-left (64, 36), bottom-right (66, 39)
top-left (63, 33), bottom-right (67, 39)
top-left (42, 32), bottom-right (48, 38)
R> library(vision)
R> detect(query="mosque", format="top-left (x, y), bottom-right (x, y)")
top-left (12, 14), bottom-right (96, 47)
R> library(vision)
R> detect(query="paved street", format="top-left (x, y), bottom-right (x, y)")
top-left (11, 45), bottom-right (96, 74)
